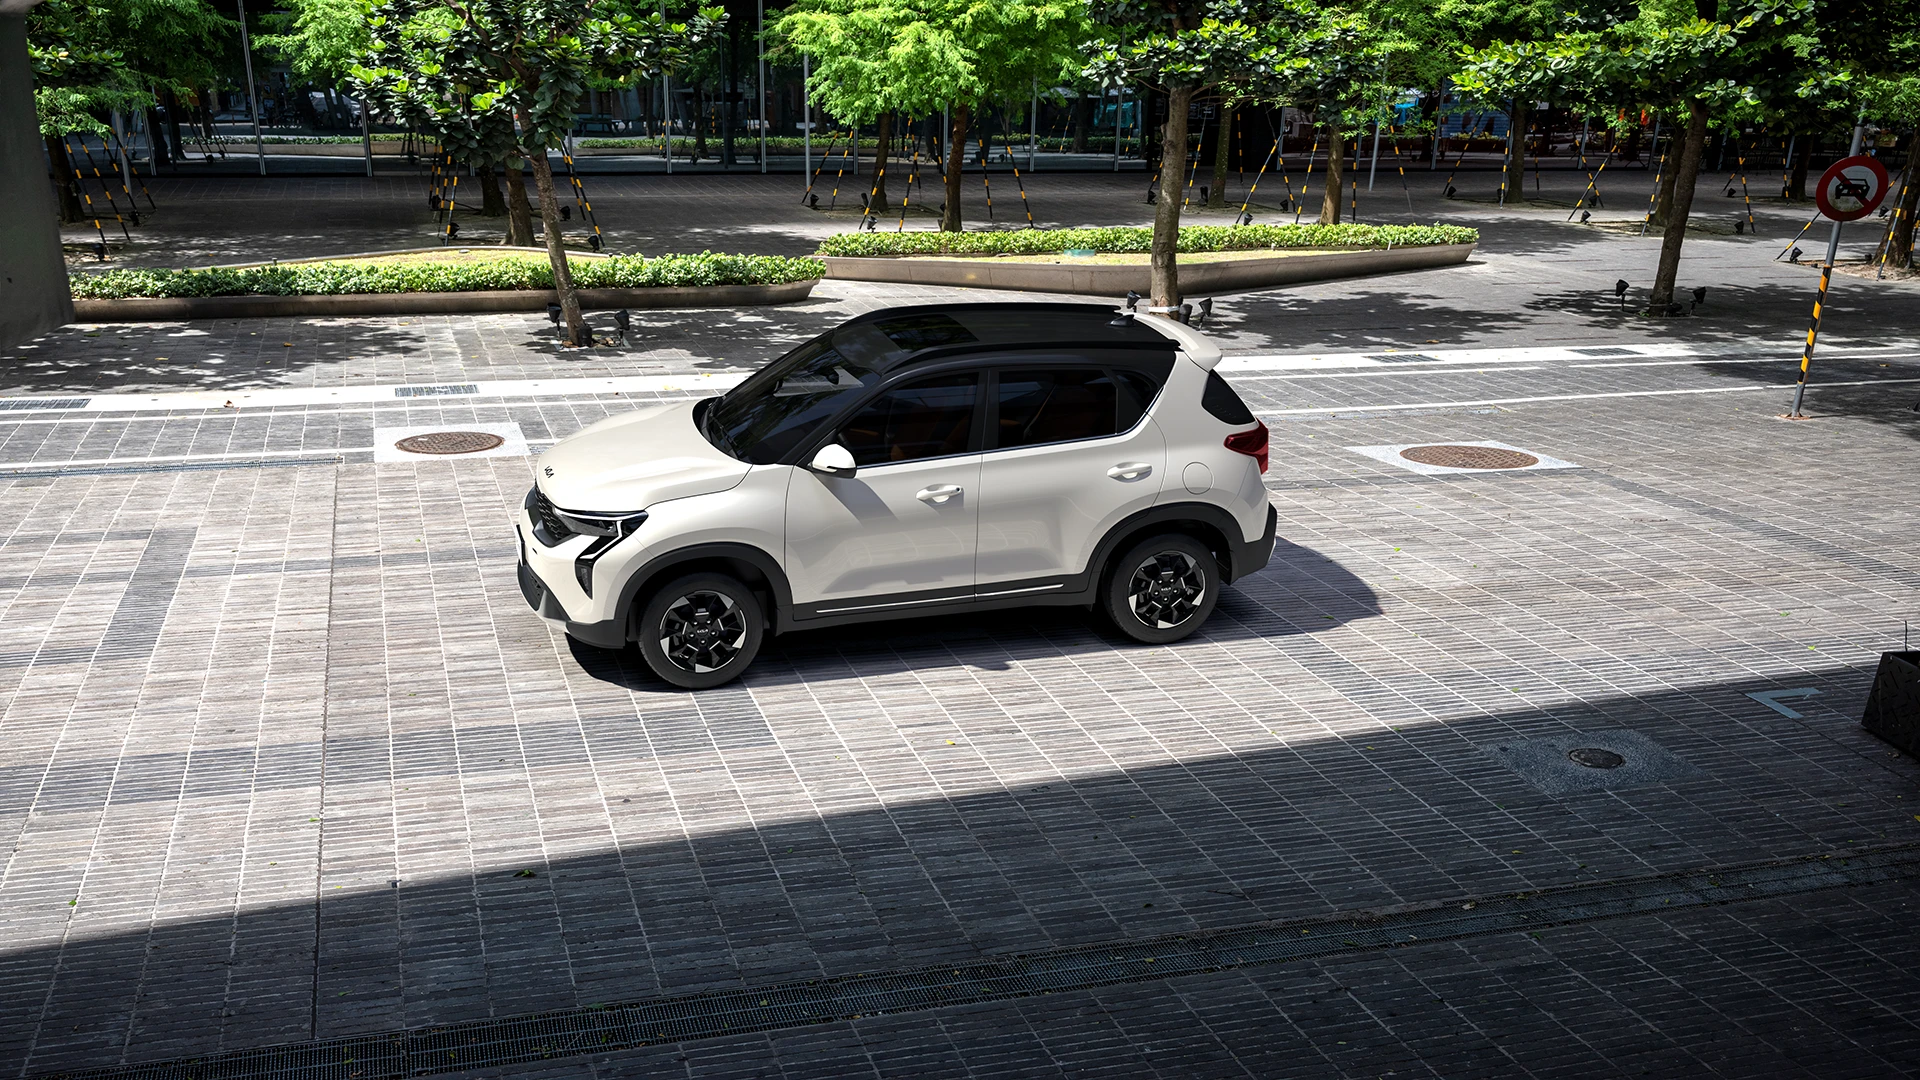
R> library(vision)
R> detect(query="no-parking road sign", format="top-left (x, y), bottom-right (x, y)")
top-left (1814, 154), bottom-right (1890, 221)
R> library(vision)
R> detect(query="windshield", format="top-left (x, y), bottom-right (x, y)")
top-left (704, 329), bottom-right (889, 464)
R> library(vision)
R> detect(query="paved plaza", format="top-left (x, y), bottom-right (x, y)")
top-left (5, 166), bottom-right (1920, 1078)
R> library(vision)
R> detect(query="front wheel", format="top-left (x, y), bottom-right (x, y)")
top-left (635, 573), bottom-right (765, 689)
top-left (1101, 533), bottom-right (1219, 644)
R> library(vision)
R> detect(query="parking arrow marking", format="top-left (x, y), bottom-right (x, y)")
top-left (1745, 688), bottom-right (1822, 719)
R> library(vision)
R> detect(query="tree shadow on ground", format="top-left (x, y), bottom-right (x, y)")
top-left (2, 661), bottom-right (1908, 1077)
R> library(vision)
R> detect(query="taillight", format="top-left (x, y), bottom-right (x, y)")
top-left (1224, 420), bottom-right (1269, 474)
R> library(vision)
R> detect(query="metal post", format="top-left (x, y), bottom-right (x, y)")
top-left (1367, 119), bottom-right (1381, 191)
top-left (661, 2), bottom-right (671, 175)
top-left (757, 0), bottom-right (767, 173)
top-left (361, 99), bottom-right (373, 176)
top-left (236, 0), bottom-right (266, 175)
top-left (1029, 77), bottom-right (1038, 171)
top-left (802, 56), bottom-right (811, 192)
top-left (1791, 122), bottom-right (1866, 418)
top-left (1113, 88), bottom-right (1121, 172)
top-left (111, 110), bottom-right (132, 189)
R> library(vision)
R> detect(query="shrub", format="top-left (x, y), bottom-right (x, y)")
top-left (69, 252), bottom-right (825, 299)
top-left (815, 223), bottom-right (1478, 258)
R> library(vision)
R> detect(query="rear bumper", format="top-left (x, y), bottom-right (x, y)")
top-left (1228, 503), bottom-right (1277, 582)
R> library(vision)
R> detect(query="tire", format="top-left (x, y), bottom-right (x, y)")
top-left (1100, 533), bottom-right (1219, 644)
top-left (635, 572), bottom-right (765, 689)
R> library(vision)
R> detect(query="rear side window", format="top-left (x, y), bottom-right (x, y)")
top-left (993, 368), bottom-right (1121, 449)
top-left (1201, 371), bottom-right (1255, 425)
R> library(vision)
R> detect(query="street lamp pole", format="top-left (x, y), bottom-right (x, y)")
top-left (235, 0), bottom-right (266, 175)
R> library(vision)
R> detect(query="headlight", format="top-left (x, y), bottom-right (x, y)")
top-left (565, 511), bottom-right (647, 598)
top-left (555, 509), bottom-right (648, 539)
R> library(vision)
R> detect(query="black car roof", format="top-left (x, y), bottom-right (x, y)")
top-left (838, 303), bottom-right (1173, 371)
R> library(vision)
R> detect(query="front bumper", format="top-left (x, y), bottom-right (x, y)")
top-left (517, 520), bottom-right (631, 649)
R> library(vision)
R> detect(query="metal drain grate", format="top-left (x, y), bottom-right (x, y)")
top-left (0, 398), bottom-right (90, 411)
top-left (393, 431), bottom-right (505, 455)
top-left (394, 384), bottom-right (479, 398)
top-left (45, 845), bottom-right (1920, 1080)
top-left (1400, 444), bottom-right (1540, 470)
top-left (1366, 354), bottom-right (1443, 364)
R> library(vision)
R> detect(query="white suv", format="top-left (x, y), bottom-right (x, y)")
top-left (517, 303), bottom-right (1276, 688)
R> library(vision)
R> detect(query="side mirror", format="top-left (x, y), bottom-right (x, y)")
top-left (808, 443), bottom-right (857, 477)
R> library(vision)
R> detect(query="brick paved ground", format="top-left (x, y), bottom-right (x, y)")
top-left (5, 172), bottom-right (1920, 1077)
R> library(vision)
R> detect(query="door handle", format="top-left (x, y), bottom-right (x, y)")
top-left (1107, 462), bottom-right (1153, 481)
top-left (915, 484), bottom-right (963, 504)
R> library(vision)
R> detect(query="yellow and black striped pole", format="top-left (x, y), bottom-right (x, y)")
top-left (111, 122), bottom-right (159, 210)
top-left (1002, 123), bottom-right (1034, 228)
top-left (1790, 123), bottom-right (1866, 417)
top-left (802, 128), bottom-right (843, 205)
top-left (896, 143), bottom-right (921, 231)
top-left (1639, 143), bottom-right (1669, 237)
top-left (1569, 132), bottom-right (1614, 219)
top-left (976, 134), bottom-right (994, 221)
top-left (1293, 135), bottom-right (1321, 224)
top-left (1237, 137), bottom-right (1278, 220)
top-left (1735, 140), bottom-right (1756, 235)
top-left (827, 131), bottom-right (855, 209)
top-left (560, 146), bottom-right (605, 251)
top-left (1439, 112), bottom-right (1480, 198)
top-left (69, 136), bottom-right (133, 234)
top-left (1347, 140), bottom-right (1359, 222)
top-left (64, 137), bottom-right (129, 242)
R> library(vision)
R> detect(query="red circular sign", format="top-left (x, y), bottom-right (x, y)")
top-left (1815, 155), bottom-right (1890, 221)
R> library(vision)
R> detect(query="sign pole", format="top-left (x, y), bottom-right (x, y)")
top-left (1790, 122), bottom-right (1866, 418)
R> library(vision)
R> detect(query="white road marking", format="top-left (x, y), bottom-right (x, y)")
top-left (1260, 377), bottom-right (1920, 416)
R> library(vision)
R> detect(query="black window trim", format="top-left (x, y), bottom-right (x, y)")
top-left (790, 362), bottom-right (991, 471)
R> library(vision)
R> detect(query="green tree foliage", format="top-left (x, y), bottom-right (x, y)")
top-left (353, 0), bottom-right (725, 344)
top-left (257, 0), bottom-right (373, 84)
top-left (27, 0), bottom-right (232, 220)
top-left (775, 0), bottom-right (1086, 232)
top-left (1456, 0), bottom-right (1829, 311)
top-left (1257, 4), bottom-right (1399, 224)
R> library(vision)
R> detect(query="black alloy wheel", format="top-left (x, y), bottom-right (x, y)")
top-left (1101, 533), bottom-right (1219, 644)
top-left (637, 572), bottom-right (765, 689)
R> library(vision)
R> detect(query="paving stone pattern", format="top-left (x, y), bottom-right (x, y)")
top-left (0, 336), bottom-right (1918, 1075)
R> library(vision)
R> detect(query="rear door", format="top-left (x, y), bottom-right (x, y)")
top-left (974, 360), bottom-right (1169, 593)
top-left (783, 370), bottom-right (984, 615)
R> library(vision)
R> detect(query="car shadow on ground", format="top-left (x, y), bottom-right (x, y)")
top-left (568, 536), bottom-right (1382, 690)
top-left (3, 662), bottom-right (1909, 1077)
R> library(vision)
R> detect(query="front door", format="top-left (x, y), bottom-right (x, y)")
top-left (975, 365), bottom-right (1167, 591)
top-left (784, 371), bottom-right (983, 615)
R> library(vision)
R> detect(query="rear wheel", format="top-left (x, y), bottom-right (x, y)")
top-left (636, 573), bottom-right (764, 689)
top-left (1101, 533), bottom-right (1218, 644)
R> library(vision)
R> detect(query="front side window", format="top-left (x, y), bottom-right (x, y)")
top-left (703, 336), bottom-right (885, 465)
top-left (992, 367), bottom-right (1129, 449)
top-left (839, 372), bottom-right (980, 467)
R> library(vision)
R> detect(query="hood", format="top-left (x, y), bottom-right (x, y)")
top-left (535, 399), bottom-right (751, 512)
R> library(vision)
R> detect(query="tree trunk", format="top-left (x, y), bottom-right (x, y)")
top-left (46, 135), bottom-right (84, 223)
top-left (503, 161), bottom-right (535, 246)
top-left (1649, 98), bottom-right (1710, 312)
top-left (1318, 130), bottom-right (1345, 224)
top-left (1885, 151), bottom-right (1920, 269)
top-left (942, 105), bottom-right (968, 232)
top-left (1786, 135), bottom-right (1811, 200)
top-left (870, 111), bottom-right (893, 217)
top-left (693, 88), bottom-right (708, 161)
top-left (1071, 93), bottom-right (1091, 154)
top-left (1209, 106), bottom-right (1232, 208)
top-left (523, 139), bottom-right (584, 345)
top-left (479, 163), bottom-right (506, 217)
top-left (1150, 85), bottom-right (1196, 311)
top-left (1650, 126), bottom-right (1681, 226)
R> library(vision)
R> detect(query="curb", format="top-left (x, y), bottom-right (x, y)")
top-left (821, 243), bottom-right (1475, 296)
top-left (71, 279), bottom-right (821, 321)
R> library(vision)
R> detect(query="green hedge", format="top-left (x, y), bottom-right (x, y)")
top-left (69, 252), bottom-right (826, 300)
top-left (816, 223), bottom-right (1478, 258)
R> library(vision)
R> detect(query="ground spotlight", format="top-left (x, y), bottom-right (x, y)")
top-left (1690, 286), bottom-right (1708, 312)
top-left (1237, 212), bottom-right (1253, 226)
top-left (1789, 247), bottom-right (1803, 264)
top-left (613, 308), bottom-right (630, 345)
top-left (1734, 219), bottom-right (1745, 235)
top-left (1613, 279), bottom-right (1629, 310)
top-left (1579, 210), bottom-right (1591, 224)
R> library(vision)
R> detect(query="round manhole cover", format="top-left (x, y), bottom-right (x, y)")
top-left (1567, 747), bottom-right (1625, 770)
top-left (394, 431), bottom-right (505, 455)
top-left (1399, 444), bottom-right (1540, 470)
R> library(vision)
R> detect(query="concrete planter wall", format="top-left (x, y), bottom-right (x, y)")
top-left (822, 242), bottom-right (1475, 296)
top-left (71, 278), bottom-right (819, 321)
